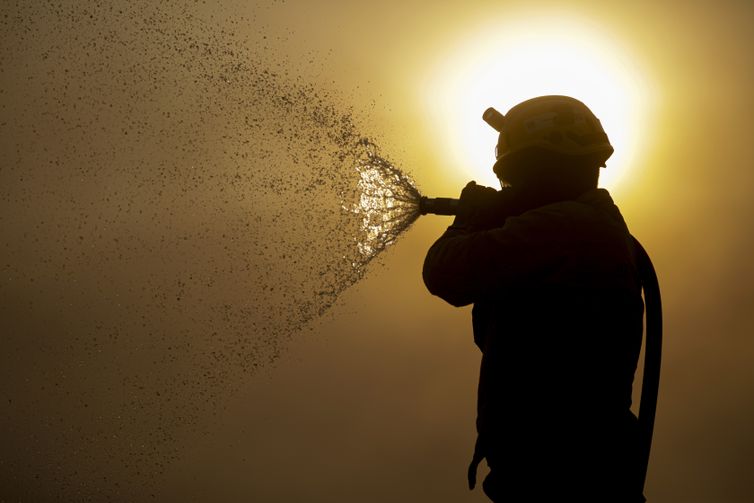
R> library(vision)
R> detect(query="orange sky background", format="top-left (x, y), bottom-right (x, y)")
top-left (2, 0), bottom-right (753, 501)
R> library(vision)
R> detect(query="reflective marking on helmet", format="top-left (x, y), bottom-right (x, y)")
top-left (523, 110), bottom-right (589, 132)
top-left (566, 131), bottom-right (610, 146)
top-left (524, 112), bottom-right (558, 132)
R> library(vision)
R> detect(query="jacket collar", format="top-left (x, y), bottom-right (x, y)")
top-left (576, 188), bottom-right (628, 227)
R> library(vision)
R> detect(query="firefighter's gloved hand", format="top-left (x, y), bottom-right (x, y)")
top-left (453, 181), bottom-right (506, 230)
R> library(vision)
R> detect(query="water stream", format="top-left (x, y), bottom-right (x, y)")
top-left (1, 1), bottom-right (424, 498)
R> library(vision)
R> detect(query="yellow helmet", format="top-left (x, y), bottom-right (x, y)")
top-left (483, 96), bottom-right (614, 179)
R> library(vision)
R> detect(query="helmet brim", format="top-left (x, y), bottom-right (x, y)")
top-left (492, 146), bottom-right (614, 181)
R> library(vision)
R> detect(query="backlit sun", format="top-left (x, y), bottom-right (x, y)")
top-left (424, 14), bottom-right (652, 192)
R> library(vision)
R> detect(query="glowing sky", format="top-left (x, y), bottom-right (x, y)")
top-left (2, 1), bottom-right (754, 502)
top-left (423, 13), bottom-right (653, 189)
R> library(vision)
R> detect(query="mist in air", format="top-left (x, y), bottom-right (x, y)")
top-left (1, 1), bottom-right (422, 499)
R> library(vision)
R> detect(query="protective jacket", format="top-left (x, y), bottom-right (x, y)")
top-left (423, 188), bottom-right (645, 502)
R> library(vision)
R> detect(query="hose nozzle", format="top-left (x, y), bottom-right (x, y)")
top-left (419, 196), bottom-right (460, 216)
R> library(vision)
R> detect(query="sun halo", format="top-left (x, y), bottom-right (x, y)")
top-left (424, 16), bottom-right (650, 193)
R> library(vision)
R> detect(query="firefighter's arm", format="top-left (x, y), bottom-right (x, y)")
top-left (423, 205), bottom-right (563, 306)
